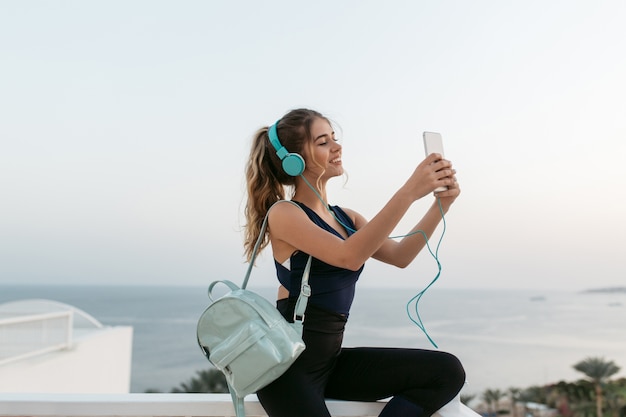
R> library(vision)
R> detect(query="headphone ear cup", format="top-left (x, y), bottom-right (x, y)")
top-left (282, 153), bottom-right (305, 176)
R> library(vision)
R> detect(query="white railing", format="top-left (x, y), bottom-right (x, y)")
top-left (0, 393), bottom-right (385, 417)
top-left (0, 310), bottom-right (73, 366)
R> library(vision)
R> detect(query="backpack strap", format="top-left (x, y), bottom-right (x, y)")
top-left (228, 201), bottom-right (312, 417)
top-left (228, 382), bottom-right (246, 417)
top-left (291, 254), bottom-right (312, 334)
top-left (242, 200), bottom-right (301, 288)
top-left (242, 200), bottom-right (312, 334)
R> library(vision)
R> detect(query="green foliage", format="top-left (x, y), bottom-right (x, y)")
top-left (604, 379), bottom-right (626, 417)
top-left (169, 368), bottom-right (228, 394)
top-left (553, 380), bottom-right (594, 403)
top-left (461, 393), bottom-right (477, 406)
top-left (474, 358), bottom-right (625, 417)
top-left (165, 357), bottom-right (626, 417)
top-left (518, 385), bottom-right (549, 404)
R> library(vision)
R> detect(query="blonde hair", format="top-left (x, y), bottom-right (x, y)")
top-left (243, 109), bottom-right (327, 261)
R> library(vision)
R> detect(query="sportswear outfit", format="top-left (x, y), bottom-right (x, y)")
top-left (256, 201), bottom-right (466, 417)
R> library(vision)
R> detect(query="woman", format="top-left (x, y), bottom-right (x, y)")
top-left (244, 108), bottom-right (466, 417)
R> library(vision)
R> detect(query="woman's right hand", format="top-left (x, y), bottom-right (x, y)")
top-left (403, 153), bottom-right (456, 201)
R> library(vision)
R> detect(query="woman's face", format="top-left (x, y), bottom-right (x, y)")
top-left (304, 117), bottom-right (343, 178)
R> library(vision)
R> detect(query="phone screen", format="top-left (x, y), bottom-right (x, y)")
top-left (423, 132), bottom-right (444, 157)
top-left (423, 132), bottom-right (447, 192)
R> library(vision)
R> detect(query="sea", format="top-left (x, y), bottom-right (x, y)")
top-left (1, 285), bottom-right (625, 396)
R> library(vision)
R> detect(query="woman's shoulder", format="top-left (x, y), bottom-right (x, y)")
top-left (268, 200), bottom-right (310, 224)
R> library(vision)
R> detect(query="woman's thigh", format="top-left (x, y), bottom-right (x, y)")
top-left (256, 364), bottom-right (331, 417)
top-left (257, 327), bottom-right (342, 417)
top-left (325, 347), bottom-right (466, 415)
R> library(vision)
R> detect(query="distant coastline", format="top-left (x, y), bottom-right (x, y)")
top-left (2, 285), bottom-right (625, 394)
top-left (582, 286), bottom-right (626, 293)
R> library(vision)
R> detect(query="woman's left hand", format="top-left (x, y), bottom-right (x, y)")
top-left (433, 170), bottom-right (460, 210)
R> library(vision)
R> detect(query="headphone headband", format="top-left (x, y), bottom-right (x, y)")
top-left (267, 120), bottom-right (305, 176)
top-left (268, 122), bottom-right (288, 160)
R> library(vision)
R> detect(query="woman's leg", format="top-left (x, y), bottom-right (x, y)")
top-left (379, 396), bottom-right (425, 417)
top-left (256, 363), bottom-right (331, 417)
top-left (257, 304), bottom-right (346, 417)
top-left (325, 347), bottom-right (466, 417)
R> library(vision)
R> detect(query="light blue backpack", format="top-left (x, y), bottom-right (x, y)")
top-left (197, 201), bottom-right (312, 417)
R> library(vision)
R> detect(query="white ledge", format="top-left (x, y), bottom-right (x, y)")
top-left (0, 393), bottom-right (385, 417)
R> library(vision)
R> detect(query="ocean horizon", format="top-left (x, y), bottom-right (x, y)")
top-left (1, 284), bottom-right (625, 396)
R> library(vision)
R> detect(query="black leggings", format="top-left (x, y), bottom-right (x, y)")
top-left (256, 302), bottom-right (466, 417)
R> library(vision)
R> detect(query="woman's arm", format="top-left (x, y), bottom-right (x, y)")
top-left (352, 172), bottom-right (460, 268)
top-left (268, 154), bottom-right (457, 271)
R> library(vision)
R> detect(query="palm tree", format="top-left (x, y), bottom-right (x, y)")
top-left (508, 387), bottom-right (521, 417)
top-left (482, 389), bottom-right (496, 416)
top-left (573, 357), bottom-right (620, 417)
top-left (482, 389), bottom-right (504, 416)
top-left (492, 389), bottom-right (504, 415)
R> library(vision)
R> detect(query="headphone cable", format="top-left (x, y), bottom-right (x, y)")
top-left (299, 174), bottom-right (446, 347)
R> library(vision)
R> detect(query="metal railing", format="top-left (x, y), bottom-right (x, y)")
top-left (0, 310), bottom-right (73, 366)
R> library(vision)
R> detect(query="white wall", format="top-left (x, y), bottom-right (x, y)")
top-left (0, 326), bottom-right (133, 393)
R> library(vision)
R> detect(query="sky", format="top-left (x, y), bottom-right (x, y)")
top-left (1, 1), bottom-right (625, 290)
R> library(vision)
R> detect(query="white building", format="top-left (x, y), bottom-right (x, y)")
top-left (0, 299), bottom-right (133, 393)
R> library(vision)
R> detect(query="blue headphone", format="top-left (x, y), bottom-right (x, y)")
top-left (268, 121), bottom-right (305, 176)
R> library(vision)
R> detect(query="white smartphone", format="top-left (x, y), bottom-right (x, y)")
top-left (423, 131), bottom-right (447, 192)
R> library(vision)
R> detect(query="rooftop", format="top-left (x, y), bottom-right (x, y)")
top-left (0, 299), bottom-right (133, 393)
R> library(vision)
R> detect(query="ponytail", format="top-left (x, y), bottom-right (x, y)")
top-left (243, 127), bottom-right (292, 261)
top-left (243, 108), bottom-right (326, 262)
